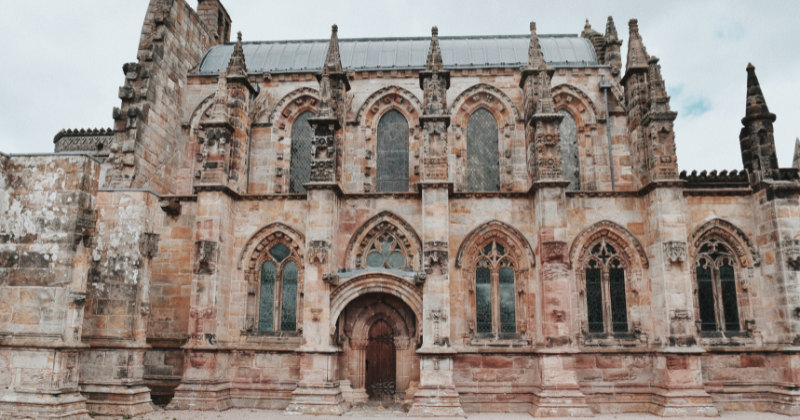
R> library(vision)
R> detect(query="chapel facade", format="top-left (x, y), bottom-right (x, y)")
top-left (2, 0), bottom-right (800, 418)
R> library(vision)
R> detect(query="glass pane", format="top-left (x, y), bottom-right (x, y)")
top-left (475, 267), bottom-right (492, 333)
top-left (377, 110), bottom-right (409, 192)
top-left (499, 267), bottom-right (516, 333)
top-left (269, 243), bottom-right (291, 263)
top-left (258, 261), bottom-right (275, 331)
top-left (696, 260), bottom-right (717, 331)
top-left (585, 265), bottom-right (603, 333)
top-left (281, 261), bottom-right (298, 331)
top-left (467, 108), bottom-right (500, 192)
top-left (289, 111), bottom-right (314, 193)
top-left (609, 263), bottom-right (628, 333)
top-left (558, 110), bottom-right (580, 191)
top-left (366, 252), bottom-right (384, 268)
top-left (388, 252), bottom-right (405, 269)
top-left (719, 259), bottom-right (740, 332)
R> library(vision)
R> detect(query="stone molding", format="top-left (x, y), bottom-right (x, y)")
top-left (345, 211), bottom-right (422, 271)
top-left (237, 221), bottom-right (305, 271)
top-left (568, 219), bottom-right (649, 269)
top-left (455, 220), bottom-right (536, 268)
top-left (689, 218), bottom-right (760, 268)
top-left (330, 272), bottom-right (423, 334)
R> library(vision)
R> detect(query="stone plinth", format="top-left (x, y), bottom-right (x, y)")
top-left (285, 352), bottom-right (346, 415)
top-left (408, 353), bottom-right (466, 417)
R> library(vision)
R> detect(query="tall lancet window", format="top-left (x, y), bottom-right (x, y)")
top-left (558, 110), bottom-right (580, 191)
top-left (467, 108), bottom-right (500, 192)
top-left (289, 111), bottom-right (314, 193)
top-left (474, 241), bottom-right (517, 334)
top-left (695, 240), bottom-right (741, 332)
top-left (582, 239), bottom-right (629, 333)
top-left (377, 110), bottom-right (409, 192)
top-left (258, 243), bottom-right (300, 332)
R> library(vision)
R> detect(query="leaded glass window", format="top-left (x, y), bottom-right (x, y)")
top-left (558, 110), bottom-right (580, 191)
top-left (582, 239), bottom-right (629, 334)
top-left (289, 111), bottom-right (314, 193)
top-left (475, 265), bottom-right (492, 333)
top-left (258, 261), bottom-right (275, 331)
top-left (694, 241), bottom-right (741, 333)
top-left (473, 241), bottom-right (516, 334)
top-left (467, 108), bottom-right (500, 192)
top-left (377, 110), bottom-right (409, 192)
top-left (257, 243), bottom-right (301, 333)
top-left (585, 261), bottom-right (603, 333)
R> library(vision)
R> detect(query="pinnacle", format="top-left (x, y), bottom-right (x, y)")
top-left (237, 31), bottom-right (242, 42)
top-left (605, 16), bottom-right (618, 39)
top-left (625, 17), bottom-right (649, 72)
top-left (432, 26), bottom-right (438, 36)
top-left (584, 19), bottom-right (591, 30)
top-left (332, 24), bottom-right (338, 33)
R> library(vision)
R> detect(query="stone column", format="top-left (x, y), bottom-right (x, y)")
top-left (407, 26), bottom-right (465, 418)
top-left (285, 25), bottom-right (348, 415)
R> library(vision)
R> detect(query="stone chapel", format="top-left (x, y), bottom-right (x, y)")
top-left (2, 0), bottom-right (800, 418)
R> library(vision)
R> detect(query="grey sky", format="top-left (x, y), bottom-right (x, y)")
top-left (0, 0), bottom-right (798, 172)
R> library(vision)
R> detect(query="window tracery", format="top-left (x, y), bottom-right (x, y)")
top-left (694, 239), bottom-right (741, 332)
top-left (581, 238), bottom-right (629, 333)
top-left (258, 243), bottom-right (301, 332)
top-left (473, 241), bottom-right (517, 334)
top-left (364, 231), bottom-right (408, 270)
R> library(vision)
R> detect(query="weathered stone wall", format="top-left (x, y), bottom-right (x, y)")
top-left (0, 154), bottom-right (100, 420)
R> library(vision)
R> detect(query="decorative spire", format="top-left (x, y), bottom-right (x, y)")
top-left (581, 18), bottom-right (605, 63)
top-left (625, 19), bottom-right (649, 72)
top-left (322, 24), bottom-right (344, 75)
top-left (605, 16), bottom-right (619, 40)
top-left (425, 26), bottom-right (444, 71)
top-left (527, 22), bottom-right (546, 70)
top-left (794, 138), bottom-right (800, 170)
top-left (647, 56), bottom-right (672, 114)
top-left (743, 63), bottom-right (775, 123)
top-left (226, 31), bottom-right (248, 78)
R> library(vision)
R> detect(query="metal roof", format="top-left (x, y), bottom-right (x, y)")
top-left (196, 34), bottom-right (599, 75)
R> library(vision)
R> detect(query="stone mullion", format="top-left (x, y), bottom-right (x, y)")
top-left (491, 269), bottom-right (500, 335)
top-left (601, 267), bottom-right (612, 333)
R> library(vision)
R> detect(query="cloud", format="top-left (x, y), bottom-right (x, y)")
top-left (715, 23), bottom-right (746, 41)
top-left (682, 97), bottom-right (712, 117)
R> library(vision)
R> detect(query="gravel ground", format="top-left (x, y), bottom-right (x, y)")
top-left (93, 408), bottom-right (793, 420)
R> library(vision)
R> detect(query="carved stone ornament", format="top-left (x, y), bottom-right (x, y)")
top-left (69, 290), bottom-right (87, 307)
top-left (662, 241), bottom-right (687, 263)
top-left (670, 309), bottom-right (691, 320)
top-left (159, 199), bottom-right (181, 216)
top-left (323, 273), bottom-right (339, 286)
top-left (413, 272), bottom-right (427, 286)
top-left (139, 302), bottom-right (151, 315)
top-left (309, 240), bottom-right (330, 265)
top-left (541, 241), bottom-right (567, 264)
top-left (139, 233), bottom-right (160, 259)
top-left (194, 241), bottom-right (218, 275)
top-left (423, 241), bottom-right (449, 275)
top-left (782, 239), bottom-right (800, 271)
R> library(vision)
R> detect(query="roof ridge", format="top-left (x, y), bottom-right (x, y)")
top-left (224, 33), bottom-right (581, 46)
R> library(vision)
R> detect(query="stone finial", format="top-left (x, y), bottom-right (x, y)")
top-left (425, 26), bottom-right (444, 71)
top-left (743, 63), bottom-right (775, 122)
top-left (625, 18), bottom-right (649, 72)
top-left (647, 56), bottom-right (671, 112)
top-left (226, 31), bottom-right (248, 77)
top-left (527, 21), bottom-right (546, 70)
top-left (793, 138), bottom-right (800, 170)
top-left (322, 24), bottom-right (344, 75)
top-left (605, 16), bottom-right (619, 40)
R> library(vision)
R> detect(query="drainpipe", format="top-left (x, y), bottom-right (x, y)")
top-left (599, 76), bottom-right (615, 191)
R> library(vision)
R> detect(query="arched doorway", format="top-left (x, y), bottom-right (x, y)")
top-left (336, 293), bottom-right (418, 405)
top-left (365, 320), bottom-right (396, 401)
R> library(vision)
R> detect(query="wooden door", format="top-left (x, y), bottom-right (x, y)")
top-left (365, 320), bottom-right (396, 401)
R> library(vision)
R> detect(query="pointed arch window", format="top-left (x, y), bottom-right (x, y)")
top-left (694, 240), bottom-right (741, 332)
top-left (558, 110), bottom-right (580, 191)
top-left (467, 108), bottom-right (500, 192)
top-left (377, 110), bottom-right (409, 192)
top-left (582, 239), bottom-right (629, 333)
top-left (474, 241), bottom-right (516, 334)
top-left (289, 111), bottom-right (314, 193)
top-left (258, 243), bottom-right (300, 332)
